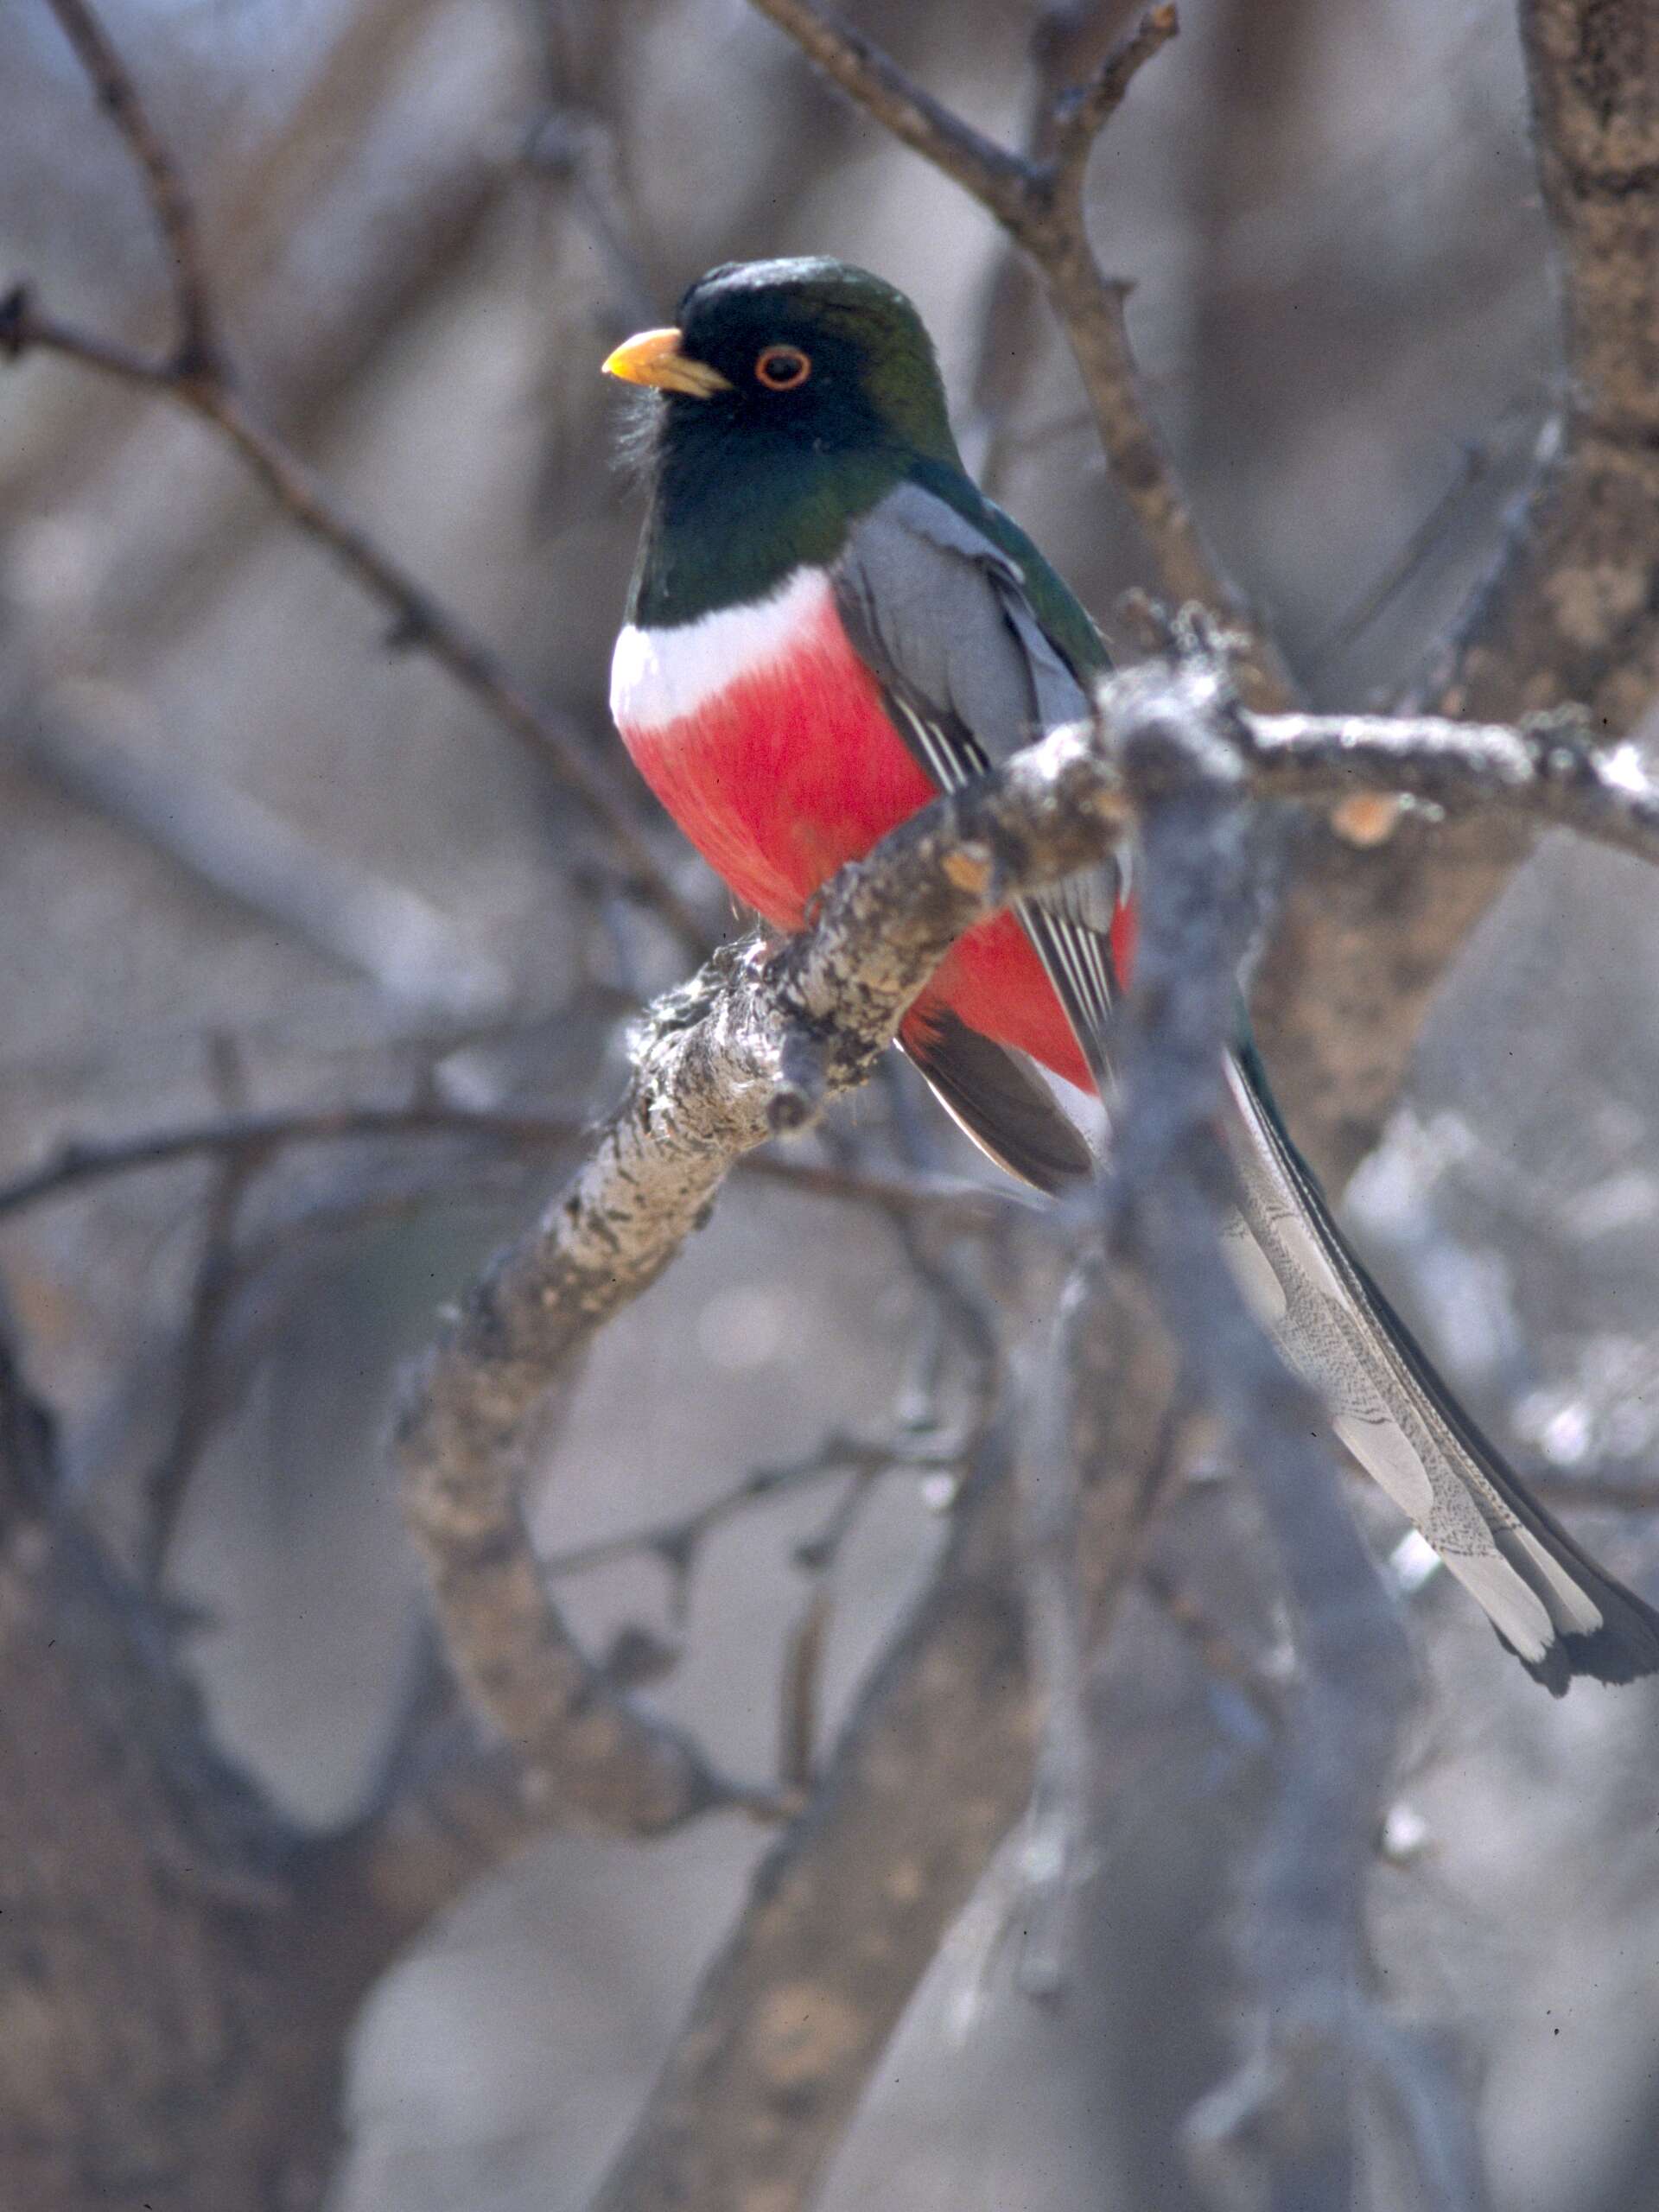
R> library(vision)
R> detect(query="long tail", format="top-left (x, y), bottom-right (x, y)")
top-left (1221, 1043), bottom-right (1659, 1694)
top-left (896, 914), bottom-right (1659, 1691)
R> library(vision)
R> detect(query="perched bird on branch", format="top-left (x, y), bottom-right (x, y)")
top-left (605, 255), bottom-right (1659, 1694)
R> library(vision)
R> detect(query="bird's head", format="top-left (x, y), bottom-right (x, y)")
top-left (603, 257), bottom-right (959, 468)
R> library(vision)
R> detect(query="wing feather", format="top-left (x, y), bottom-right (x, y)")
top-left (834, 482), bottom-right (1122, 1101)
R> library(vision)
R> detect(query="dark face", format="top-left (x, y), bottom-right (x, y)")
top-left (607, 259), bottom-right (961, 626)
top-left (607, 257), bottom-right (958, 465)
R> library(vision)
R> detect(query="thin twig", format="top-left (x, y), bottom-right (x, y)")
top-left (5, 3), bottom-right (708, 953)
top-left (1141, 1555), bottom-right (1281, 1720)
top-left (538, 1427), bottom-right (962, 1584)
top-left (0, 1105), bottom-right (583, 1222)
top-left (744, 0), bottom-right (1035, 227)
top-left (0, 1102), bottom-right (1016, 1228)
top-left (1042, 3), bottom-right (1181, 188)
top-left (747, 0), bottom-right (1293, 702)
top-left (42, 0), bottom-right (220, 376)
top-left (139, 1143), bottom-right (264, 1586)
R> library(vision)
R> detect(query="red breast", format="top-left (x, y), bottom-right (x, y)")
top-left (611, 567), bottom-right (1119, 1096)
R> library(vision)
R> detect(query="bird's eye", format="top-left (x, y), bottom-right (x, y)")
top-left (755, 345), bottom-right (811, 391)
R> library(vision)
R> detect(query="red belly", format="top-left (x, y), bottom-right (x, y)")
top-left (618, 595), bottom-right (1100, 1095)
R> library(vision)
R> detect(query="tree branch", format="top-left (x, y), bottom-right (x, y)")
top-left (396, 657), bottom-right (1659, 1830)
top-left (744, 0), bottom-right (1035, 225)
top-left (1242, 704), bottom-right (1659, 864)
top-left (1095, 690), bottom-right (1486, 2209)
top-left (397, 651), bottom-right (1659, 2202)
top-left (393, 721), bottom-right (1130, 1832)
top-left (0, 1103), bottom-right (1014, 1230)
top-left (1252, 0), bottom-right (1659, 1184)
top-left (584, 1258), bottom-right (1184, 2212)
top-left (41, 0), bottom-right (221, 376)
top-left (1042, 4), bottom-right (1181, 182)
top-left (745, 0), bottom-right (1294, 702)
top-left (5, 1), bottom-right (707, 953)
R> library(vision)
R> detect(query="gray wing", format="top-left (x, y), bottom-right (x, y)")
top-left (834, 480), bottom-right (1121, 1091)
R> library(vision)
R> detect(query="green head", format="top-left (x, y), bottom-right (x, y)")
top-left (607, 258), bottom-right (963, 625)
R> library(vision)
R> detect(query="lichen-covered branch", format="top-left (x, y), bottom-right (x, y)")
top-left (396, 654), bottom-right (1659, 2207)
top-left (1243, 705), bottom-right (1659, 865)
top-left (394, 717), bottom-right (1130, 1832)
top-left (398, 658), bottom-right (1659, 1830)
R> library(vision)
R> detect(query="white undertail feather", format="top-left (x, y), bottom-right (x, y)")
top-left (1218, 1057), bottom-right (1598, 1667)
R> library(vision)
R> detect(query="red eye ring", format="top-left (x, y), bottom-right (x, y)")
top-left (755, 345), bottom-right (811, 391)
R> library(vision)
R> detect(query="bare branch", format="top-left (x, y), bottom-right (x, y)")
top-left (1040, 3), bottom-right (1181, 204)
top-left (139, 1143), bottom-right (262, 1586)
top-left (385, 649), bottom-right (1659, 2196)
top-left (0, 1103), bottom-right (1013, 1230)
top-left (394, 639), bottom-right (1659, 1829)
top-left (538, 1426), bottom-right (962, 1585)
top-left (746, 0), bottom-right (1293, 700)
top-left (497, 640), bottom-right (1659, 2199)
top-left (2, 6), bottom-right (708, 953)
top-left (42, 0), bottom-right (220, 376)
top-left (1096, 664), bottom-right (1488, 2212)
top-left (587, 1285), bottom-right (1186, 2212)
top-left (393, 723), bottom-right (1130, 1833)
top-left (1433, 0), bottom-right (1659, 722)
top-left (1242, 706), bottom-right (1659, 866)
top-left (584, 1421), bottom-right (1033, 2211)
top-left (744, 0), bottom-right (1035, 227)
top-left (0, 1105), bottom-right (584, 1222)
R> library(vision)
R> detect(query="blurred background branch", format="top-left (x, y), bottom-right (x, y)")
top-left (3, 0), bottom-right (709, 951)
top-left (3, 1), bottom-right (1659, 2210)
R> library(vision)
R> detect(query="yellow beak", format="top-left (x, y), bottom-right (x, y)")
top-left (601, 327), bottom-right (732, 398)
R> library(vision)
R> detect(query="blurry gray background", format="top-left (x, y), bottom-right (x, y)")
top-left (3, 1), bottom-right (1658, 2207)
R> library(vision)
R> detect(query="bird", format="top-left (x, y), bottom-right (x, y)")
top-left (604, 254), bottom-right (1659, 1695)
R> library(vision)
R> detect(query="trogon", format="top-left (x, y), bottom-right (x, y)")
top-left (605, 254), bottom-right (1659, 1694)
